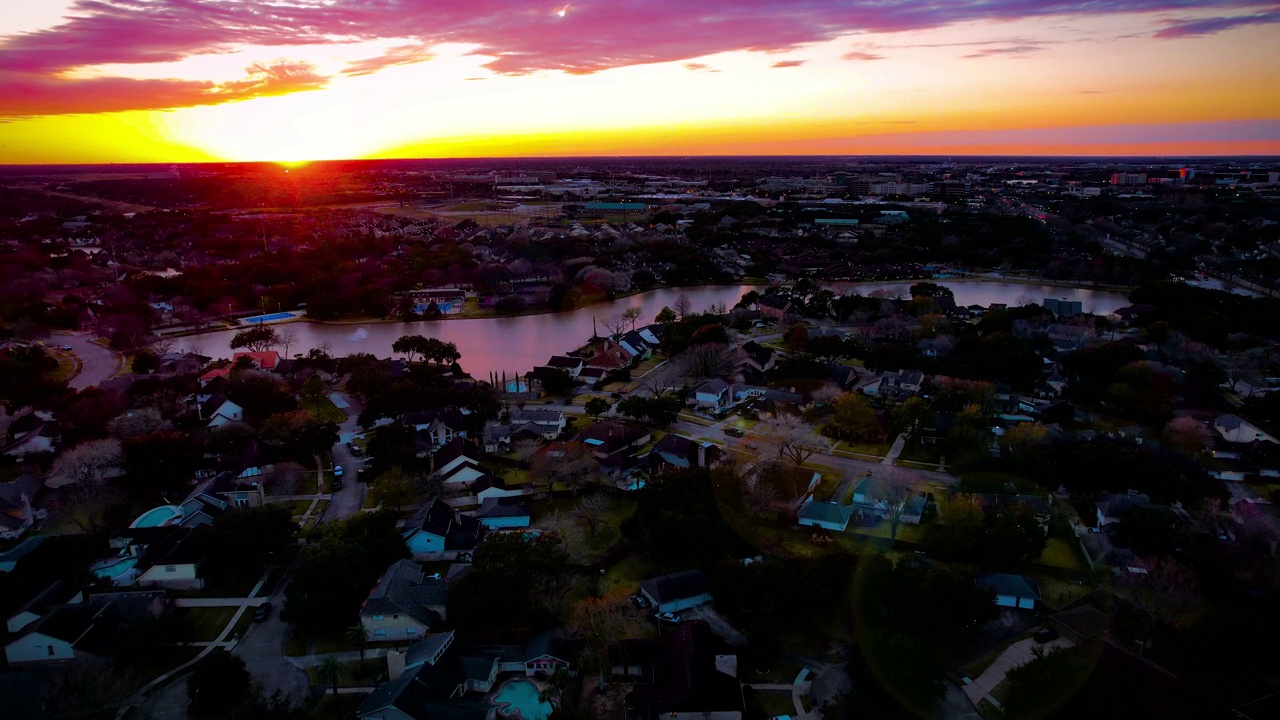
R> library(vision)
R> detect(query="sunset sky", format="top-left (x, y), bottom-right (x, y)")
top-left (1, 0), bottom-right (1278, 163)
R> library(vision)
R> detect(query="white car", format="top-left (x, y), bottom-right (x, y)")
top-left (655, 611), bottom-right (681, 623)
top-left (60, 344), bottom-right (73, 351)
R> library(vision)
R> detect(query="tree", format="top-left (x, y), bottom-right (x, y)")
top-left (259, 411), bottom-right (339, 462)
top-left (107, 407), bottom-right (168, 439)
top-left (345, 624), bottom-right (370, 663)
top-left (1163, 416), bottom-right (1211, 455)
top-left (573, 493), bottom-right (611, 537)
top-left (301, 374), bottom-right (328, 413)
top-left (674, 293), bottom-right (693, 321)
top-left (825, 393), bottom-right (882, 442)
top-left (1002, 422), bottom-right (1050, 452)
top-left (392, 334), bottom-right (431, 362)
top-left (878, 469), bottom-right (918, 543)
top-left (198, 505), bottom-right (296, 588)
top-left (56, 437), bottom-right (124, 487)
top-left (131, 348), bottom-right (159, 374)
top-left (760, 415), bottom-right (825, 467)
top-left (538, 368), bottom-right (577, 396)
top-left (584, 396), bottom-right (610, 419)
top-left (278, 327), bottom-right (298, 358)
top-left (317, 656), bottom-right (341, 697)
top-left (888, 397), bottom-right (933, 440)
top-left (621, 306), bottom-right (643, 332)
top-left (674, 343), bottom-right (734, 381)
top-left (447, 532), bottom-right (570, 634)
top-left (530, 441), bottom-right (598, 493)
top-left (1118, 556), bottom-right (1201, 633)
top-left (230, 326), bottom-right (279, 352)
top-left (601, 313), bottom-right (629, 341)
top-left (41, 659), bottom-right (136, 720)
top-left (654, 306), bottom-right (677, 324)
top-left (567, 595), bottom-right (630, 689)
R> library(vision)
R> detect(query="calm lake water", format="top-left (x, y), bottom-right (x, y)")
top-left (172, 281), bottom-right (1130, 380)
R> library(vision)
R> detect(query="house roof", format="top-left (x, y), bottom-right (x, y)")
top-left (231, 351), bottom-right (281, 370)
top-left (977, 573), bottom-right (1041, 600)
top-left (407, 499), bottom-right (455, 538)
top-left (640, 570), bottom-right (710, 605)
top-left (759, 295), bottom-right (792, 310)
top-left (432, 438), bottom-right (479, 470)
top-left (623, 621), bottom-right (744, 719)
top-left (1051, 605), bottom-right (1109, 641)
top-left (546, 355), bottom-right (584, 369)
top-left (510, 409), bottom-right (563, 425)
top-left (696, 379), bottom-right (729, 396)
top-left (575, 421), bottom-right (648, 454)
top-left (476, 497), bottom-right (530, 520)
top-left (361, 559), bottom-right (448, 627)
top-left (404, 631), bottom-right (455, 669)
top-left (798, 501), bottom-right (850, 525)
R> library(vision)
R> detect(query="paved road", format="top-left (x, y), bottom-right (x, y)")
top-left (233, 577), bottom-right (310, 706)
top-left (882, 433), bottom-right (906, 465)
top-left (324, 391), bottom-right (367, 522)
top-left (55, 332), bottom-right (122, 390)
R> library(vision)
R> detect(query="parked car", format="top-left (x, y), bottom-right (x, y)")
top-left (253, 603), bottom-right (272, 622)
top-left (1033, 627), bottom-right (1059, 644)
top-left (744, 441), bottom-right (758, 450)
top-left (724, 427), bottom-right (744, 437)
top-left (333, 465), bottom-right (343, 477)
top-left (630, 594), bottom-right (650, 608)
top-left (348, 443), bottom-right (363, 456)
top-left (60, 344), bottom-right (74, 351)
top-left (655, 611), bottom-right (681, 624)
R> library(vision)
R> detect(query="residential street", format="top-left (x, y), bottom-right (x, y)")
top-left (54, 331), bottom-right (122, 390)
top-left (232, 576), bottom-right (311, 705)
top-left (324, 390), bottom-right (367, 522)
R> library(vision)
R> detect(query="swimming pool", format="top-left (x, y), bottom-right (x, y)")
top-left (92, 556), bottom-right (138, 580)
top-left (130, 505), bottom-right (183, 528)
top-left (492, 679), bottom-right (554, 720)
top-left (241, 311), bottom-right (297, 324)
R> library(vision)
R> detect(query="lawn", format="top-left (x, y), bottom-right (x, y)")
top-left (1036, 537), bottom-right (1088, 573)
top-left (279, 499), bottom-right (313, 516)
top-left (1036, 575), bottom-right (1093, 611)
top-left (743, 659), bottom-right (805, 684)
top-left (600, 554), bottom-right (665, 597)
top-left (183, 606), bottom-right (237, 641)
top-left (848, 519), bottom-right (926, 545)
top-left (898, 443), bottom-right (941, 464)
top-left (749, 690), bottom-right (798, 718)
top-left (304, 397), bottom-right (347, 424)
top-left (834, 440), bottom-right (890, 458)
top-left (810, 473), bottom-right (841, 502)
top-left (45, 350), bottom-right (80, 383)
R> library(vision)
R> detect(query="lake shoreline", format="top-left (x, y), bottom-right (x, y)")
top-left (159, 276), bottom-right (1136, 340)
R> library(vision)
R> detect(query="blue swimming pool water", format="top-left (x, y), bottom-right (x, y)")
top-left (241, 312), bottom-right (297, 324)
top-left (130, 505), bottom-right (183, 528)
top-left (93, 556), bottom-right (138, 579)
top-left (492, 679), bottom-right (553, 720)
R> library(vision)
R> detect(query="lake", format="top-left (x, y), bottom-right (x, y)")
top-left (172, 280), bottom-right (1130, 380)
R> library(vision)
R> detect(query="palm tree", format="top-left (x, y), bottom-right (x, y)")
top-left (345, 624), bottom-right (370, 663)
top-left (317, 656), bottom-right (341, 697)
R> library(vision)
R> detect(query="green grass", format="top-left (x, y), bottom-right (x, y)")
top-left (810, 473), bottom-right (841, 501)
top-left (1035, 575), bottom-right (1093, 611)
top-left (750, 690), bottom-right (798, 718)
top-left (600, 554), bottom-right (665, 597)
top-left (227, 608), bottom-right (257, 641)
top-left (307, 658), bottom-right (384, 688)
top-left (834, 440), bottom-right (890, 457)
top-left (184, 606), bottom-right (237, 641)
top-left (1036, 537), bottom-right (1087, 573)
top-left (848, 519), bottom-right (926, 544)
top-left (304, 397), bottom-right (347, 424)
top-left (285, 633), bottom-right (311, 657)
top-left (743, 659), bottom-right (805, 684)
top-left (280, 499), bottom-right (313, 515)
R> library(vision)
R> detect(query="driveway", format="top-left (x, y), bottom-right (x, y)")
top-left (961, 636), bottom-right (1072, 706)
top-left (54, 332), bottom-right (122, 390)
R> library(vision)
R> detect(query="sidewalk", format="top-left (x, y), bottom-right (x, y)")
top-left (962, 636), bottom-right (1072, 706)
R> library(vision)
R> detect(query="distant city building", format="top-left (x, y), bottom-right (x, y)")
top-left (1043, 298), bottom-right (1083, 318)
top-left (1110, 172), bottom-right (1147, 186)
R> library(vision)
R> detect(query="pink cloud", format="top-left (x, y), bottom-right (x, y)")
top-left (771, 60), bottom-right (806, 68)
top-left (964, 44), bottom-right (1045, 58)
top-left (0, 61), bottom-right (327, 117)
top-left (842, 50), bottom-right (884, 60)
top-left (0, 0), bottom-right (1269, 114)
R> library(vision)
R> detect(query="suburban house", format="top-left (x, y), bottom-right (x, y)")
top-left (798, 500), bottom-right (852, 532)
top-left (758, 294), bottom-right (793, 319)
top-left (614, 621), bottom-right (744, 720)
top-left (231, 350), bottom-right (282, 370)
top-left (431, 439), bottom-right (483, 477)
top-left (739, 340), bottom-right (776, 373)
top-left (496, 629), bottom-right (575, 677)
top-left (576, 421), bottom-right (652, 461)
top-left (204, 398), bottom-right (245, 429)
top-left (546, 355), bottom-right (585, 378)
top-left (472, 497), bottom-right (532, 530)
top-left (7, 581), bottom-right (83, 634)
top-left (1094, 491), bottom-right (1153, 530)
top-left (361, 559), bottom-right (449, 640)
top-left (359, 632), bottom-right (498, 720)
top-left (134, 527), bottom-right (204, 590)
top-left (2, 414), bottom-right (58, 457)
top-left (0, 474), bottom-right (46, 539)
top-left (849, 475), bottom-right (927, 525)
top-left (648, 434), bottom-right (719, 471)
top-left (4, 599), bottom-right (117, 664)
top-left (878, 369), bottom-right (924, 400)
top-left (1051, 605), bottom-right (1110, 645)
top-left (978, 573), bottom-right (1041, 610)
top-left (439, 460), bottom-right (487, 488)
top-left (470, 475), bottom-right (527, 504)
top-left (692, 379), bottom-right (732, 414)
top-left (199, 469), bottom-right (265, 508)
top-left (508, 409), bottom-right (566, 439)
top-left (1213, 414), bottom-right (1278, 445)
top-left (405, 409), bottom-right (468, 449)
top-left (403, 500), bottom-right (482, 556)
top-left (639, 570), bottom-right (712, 614)
top-left (584, 340), bottom-right (636, 370)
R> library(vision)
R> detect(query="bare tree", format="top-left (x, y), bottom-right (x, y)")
top-left (1118, 556), bottom-right (1201, 636)
top-left (810, 382), bottom-right (844, 407)
top-left (675, 343), bottom-right (734, 382)
top-left (540, 511), bottom-right (590, 564)
top-left (279, 327), bottom-right (299, 358)
top-left (574, 493), bottom-right (611, 538)
top-left (56, 438), bottom-right (124, 487)
top-left (621, 306), bottom-right (643, 332)
top-left (567, 595), bottom-right (631, 689)
top-left (674, 293), bottom-right (693, 321)
top-left (530, 441), bottom-right (598, 494)
top-left (271, 461), bottom-right (307, 496)
top-left (639, 362), bottom-right (681, 396)
top-left (759, 415), bottom-right (825, 467)
top-left (1162, 417), bottom-right (1212, 455)
top-left (601, 314), bottom-right (629, 341)
top-left (875, 468), bottom-right (918, 543)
